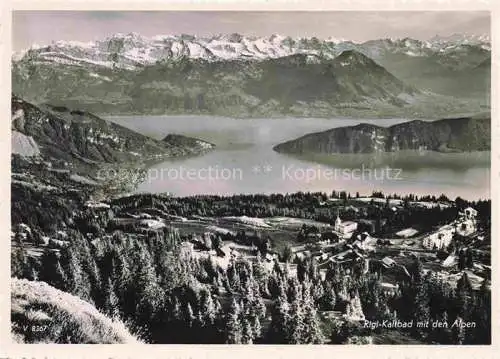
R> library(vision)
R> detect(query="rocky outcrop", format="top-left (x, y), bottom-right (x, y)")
top-left (12, 131), bottom-right (41, 157)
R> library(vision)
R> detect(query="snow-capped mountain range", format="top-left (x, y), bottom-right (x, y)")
top-left (13, 32), bottom-right (490, 70)
top-left (12, 32), bottom-right (490, 119)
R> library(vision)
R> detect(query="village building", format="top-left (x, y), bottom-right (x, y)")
top-left (453, 207), bottom-right (478, 236)
top-left (378, 282), bottom-right (399, 296)
top-left (352, 232), bottom-right (375, 251)
top-left (381, 256), bottom-right (396, 268)
top-left (395, 228), bottom-right (419, 238)
top-left (422, 224), bottom-right (455, 250)
top-left (442, 254), bottom-right (457, 268)
top-left (330, 249), bottom-right (365, 265)
top-left (464, 207), bottom-right (478, 220)
top-left (265, 253), bottom-right (277, 262)
top-left (457, 220), bottom-right (476, 236)
top-left (334, 214), bottom-right (358, 236)
top-left (181, 241), bottom-right (195, 252)
top-left (357, 219), bottom-right (376, 234)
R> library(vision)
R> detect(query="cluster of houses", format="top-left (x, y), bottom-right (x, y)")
top-left (422, 224), bottom-right (455, 250)
top-left (290, 213), bottom-right (380, 268)
top-left (11, 222), bottom-right (70, 250)
top-left (422, 207), bottom-right (478, 250)
top-left (330, 205), bottom-right (480, 254)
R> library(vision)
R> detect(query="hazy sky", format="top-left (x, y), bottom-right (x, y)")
top-left (13, 11), bottom-right (490, 51)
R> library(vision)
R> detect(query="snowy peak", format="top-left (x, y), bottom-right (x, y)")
top-left (427, 33), bottom-right (491, 53)
top-left (13, 32), bottom-right (491, 70)
top-left (429, 33), bottom-right (490, 45)
top-left (361, 34), bottom-right (491, 59)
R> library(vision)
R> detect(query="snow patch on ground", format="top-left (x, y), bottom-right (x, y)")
top-left (395, 228), bottom-right (419, 238)
top-left (85, 201), bottom-right (110, 209)
top-left (139, 219), bottom-right (166, 229)
top-left (71, 175), bottom-right (99, 186)
top-left (222, 216), bottom-right (271, 228)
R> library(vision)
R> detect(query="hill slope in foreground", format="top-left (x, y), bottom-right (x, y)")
top-left (11, 278), bottom-right (140, 344)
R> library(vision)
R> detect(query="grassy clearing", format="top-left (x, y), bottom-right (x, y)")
top-left (11, 278), bottom-right (140, 344)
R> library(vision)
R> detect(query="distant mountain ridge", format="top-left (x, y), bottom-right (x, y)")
top-left (273, 116), bottom-right (491, 154)
top-left (12, 32), bottom-right (490, 117)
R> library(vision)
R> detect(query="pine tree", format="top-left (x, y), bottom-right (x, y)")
top-left (225, 298), bottom-right (243, 344)
top-left (251, 314), bottom-right (262, 341)
top-left (79, 242), bottom-right (102, 305)
top-left (456, 273), bottom-right (473, 320)
top-left (469, 279), bottom-right (491, 344)
top-left (457, 272), bottom-right (473, 293)
top-left (300, 279), bottom-right (325, 344)
top-left (297, 259), bottom-right (307, 283)
top-left (438, 311), bottom-right (452, 344)
top-left (289, 296), bottom-right (304, 344)
top-left (321, 282), bottom-right (336, 311)
top-left (185, 302), bottom-right (195, 328)
top-left (348, 291), bottom-right (365, 320)
top-left (39, 251), bottom-right (67, 290)
top-left (252, 252), bottom-right (268, 295)
top-left (268, 293), bottom-right (290, 343)
top-left (201, 291), bottom-right (217, 326)
top-left (458, 250), bottom-right (467, 270)
top-left (307, 258), bottom-right (319, 281)
top-left (311, 278), bottom-right (324, 304)
top-left (465, 250), bottom-right (473, 268)
top-left (451, 315), bottom-right (466, 344)
top-left (302, 300), bottom-right (325, 344)
top-left (412, 257), bottom-right (424, 284)
top-left (11, 232), bottom-right (28, 279)
top-left (172, 297), bottom-right (183, 322)
top-left (103, 277), bottom-right (120, 318)
top-left (134, 251), bottom-right (163, 329)
top-left (241, 317), bottom-right (253, 344)
top-left (213, 298), bottom-right (225, 341)
top-left (227, 259), bottom-right (241, 292)
top-left (59, 247), bottom-right (91, 301)
top-left (412, 277), bottom-right (430, 338)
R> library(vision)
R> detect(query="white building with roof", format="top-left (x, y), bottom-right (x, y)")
top-left (422, 225), bottom-right (455, 250)
top-left (464, 207), bottom-right (478, 219)
top-left (334, 214), bottom-right (358, 237)
top-left (456, 207), bottom-right (478, 236)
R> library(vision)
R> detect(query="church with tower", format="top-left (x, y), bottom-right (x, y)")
top-left (334, 212), bottom-right (358, 237)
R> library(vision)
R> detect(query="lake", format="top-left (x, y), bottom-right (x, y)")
top-left (106, 116), bottom-right (490, 200)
